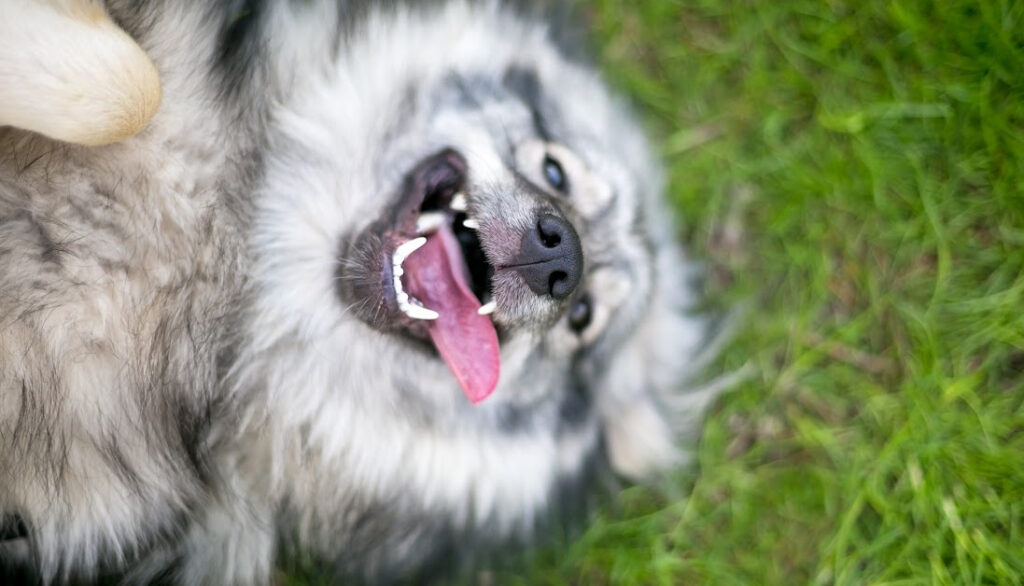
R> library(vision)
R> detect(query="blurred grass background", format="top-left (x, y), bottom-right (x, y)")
top-left (508, 0), bottom-right (1024, 583)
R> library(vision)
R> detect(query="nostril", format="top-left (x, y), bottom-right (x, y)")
top-left (537, 216), bottom-right (564, 248)
top-left (548, 270), bottom-right (567, 296)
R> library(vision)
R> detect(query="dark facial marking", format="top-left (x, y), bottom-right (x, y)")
top-left (503, 66), bottom-right (551, 140)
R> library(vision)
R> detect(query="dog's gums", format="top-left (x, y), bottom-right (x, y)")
top-left (392, 236), bottom-right (437, 320)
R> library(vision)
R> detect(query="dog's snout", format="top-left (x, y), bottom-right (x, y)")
top-left (511, 213), bottom-right (583, 300)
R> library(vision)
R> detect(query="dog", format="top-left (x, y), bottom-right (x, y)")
top-left (0, 0), bottom-right (718, 583)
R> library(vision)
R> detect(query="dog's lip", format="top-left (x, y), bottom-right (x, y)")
top-left (378, 150), bottom-right (500, 335)
top-left (389, 149), bottom-right (467, 240)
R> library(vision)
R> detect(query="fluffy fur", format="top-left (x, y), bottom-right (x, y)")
top-left (0, 1), bottom-right (717, 583)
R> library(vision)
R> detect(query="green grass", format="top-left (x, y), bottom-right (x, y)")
top-left (500, 0), bottom-right (1024, 584)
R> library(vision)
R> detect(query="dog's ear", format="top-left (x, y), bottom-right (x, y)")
top-left (587, 238), bottom-right (722, 482)
top-left (0, 0), bottom-right (161, 145)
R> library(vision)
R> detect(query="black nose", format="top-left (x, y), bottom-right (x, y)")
top-left (511, 213), bottom-right (583, 299)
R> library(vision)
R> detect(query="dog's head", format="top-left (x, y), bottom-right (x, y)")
top-left (241, 3), bottom-right (709, 481)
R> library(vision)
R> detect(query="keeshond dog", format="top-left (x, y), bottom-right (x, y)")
top-left (0, 0), bottom-right (719, 583)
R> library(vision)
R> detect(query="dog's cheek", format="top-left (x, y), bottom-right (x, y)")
top-left (605, 396), bottom-right (678, 480)
top-left (592, 244), bottom-right (714, 481)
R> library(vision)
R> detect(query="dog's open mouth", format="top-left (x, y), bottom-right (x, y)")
top-left (385, 150), bottom-right (499, 403)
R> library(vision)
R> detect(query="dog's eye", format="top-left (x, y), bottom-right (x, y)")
top-left (568, 294), bottom-right (592, 333)
top-left (543, 155), bottom-right (568, 192)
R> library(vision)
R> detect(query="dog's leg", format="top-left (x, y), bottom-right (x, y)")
top-left (0, 0), bottom-right (162, 145)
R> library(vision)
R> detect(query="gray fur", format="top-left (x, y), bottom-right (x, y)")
top-left (0, 1), bottom-right (717, 583)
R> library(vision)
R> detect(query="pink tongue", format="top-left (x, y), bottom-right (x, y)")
top-left (402, 225), bottom-right (499, 403)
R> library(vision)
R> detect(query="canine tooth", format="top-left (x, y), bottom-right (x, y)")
top-left (393, 236), bottom-right (427, 264)
top-left (416, 212), bottom-right (446, 235)
top-left (449, 192), bottom-right (468, 212)
top-left (477, 300), bottom-right (496, 315)
top-left (462, 218), bottom-right (480, 230)
top-left (400, 302), bottom-right (439, 321)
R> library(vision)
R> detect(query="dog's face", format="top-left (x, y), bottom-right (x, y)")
top-left (328, 55), bottom-right (663, 407)
top-left (239, 4), bottom-right (696, 444)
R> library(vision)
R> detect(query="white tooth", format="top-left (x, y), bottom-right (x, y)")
top-left (462, 218), bottom-right (480, 230)
top-left (450, 192), bottom-right (468, 212)
top-left (477, 300), bottom-right (496, 315)
top-left (393, 236), bottom-right (427, 264)
top-left (392, 238), bottom-right (437, 320)
top-left (416, 212), bottom-right (446, 235)
top-left (401, 302), bottom-right (439, 320)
